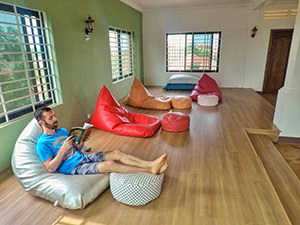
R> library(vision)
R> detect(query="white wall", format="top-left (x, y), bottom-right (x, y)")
top-left (244, 3), bottom-right (297, 91)
top-left (143, 3), bottom-right (297, 91)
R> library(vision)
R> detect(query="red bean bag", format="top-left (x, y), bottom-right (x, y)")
top-left (161, 112), bottom-right (190, 132)
top-left (190, 74), bottom-right (222, 101)
top-left (90, 86), bottom-right (161, 137)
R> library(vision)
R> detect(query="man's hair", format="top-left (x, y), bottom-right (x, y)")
top-left (34, 106), bottom-right (52, 122)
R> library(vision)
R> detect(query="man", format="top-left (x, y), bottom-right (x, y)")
top-left (34, 106), bottom-right (168, 175)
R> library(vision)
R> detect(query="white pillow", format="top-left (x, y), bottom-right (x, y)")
top-left (11, 119), bottom-right (109, 209)
top-left (167, 74), bottom-right (199, 84)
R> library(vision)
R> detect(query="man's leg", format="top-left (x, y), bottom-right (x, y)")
top-left (100, 150), bottom-right (168, 174)
top-left (97, 160), bottom-right (150, 174)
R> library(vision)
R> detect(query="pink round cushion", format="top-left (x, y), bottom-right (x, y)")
top-left (161, 112), bottom-right (190, 132)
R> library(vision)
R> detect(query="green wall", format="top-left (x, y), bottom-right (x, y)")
top-left (0, 0), bottom-right (143, 171)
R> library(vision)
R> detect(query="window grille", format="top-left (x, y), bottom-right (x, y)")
top-left (0, 2), bottom-right (58, 124)
top-left (109, 27), bottom-right (133, 83)
top-left (166, 32), bottom-right (221, 73)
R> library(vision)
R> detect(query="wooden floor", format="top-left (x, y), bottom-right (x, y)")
top-left (247, 134), bottom-right (300, 225)
top-left (260, 93), bottom-right (277, 107)
top-left (276, 142), bottom-right (300, 180)
top-left (1, 88), bottom-right (299, 225)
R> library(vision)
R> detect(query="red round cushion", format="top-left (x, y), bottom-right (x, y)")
top-left (161, 112), bottom-right (190, 132)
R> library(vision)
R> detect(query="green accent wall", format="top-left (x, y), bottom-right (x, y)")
top-left (0, 0), bottom-right (143, 171)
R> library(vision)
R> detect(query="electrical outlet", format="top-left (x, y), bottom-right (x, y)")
top-left (87, 113), bottom-right (91, 119)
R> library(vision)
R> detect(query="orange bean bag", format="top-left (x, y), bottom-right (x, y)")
top-left (90, 86), bottom-right (161, 137)
top-left (161, 112), bottom-right (190, 132)
top-left (171, 96), bottom-right (192, 109)
top-left (124, 77), bottom-right (172, 110)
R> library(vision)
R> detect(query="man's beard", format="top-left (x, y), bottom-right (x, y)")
top-left (44, 120), bottom-right (58, 129)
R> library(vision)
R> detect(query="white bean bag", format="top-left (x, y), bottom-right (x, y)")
top-left (197, 94), bottom-right (219, 106)
top-left (11, 119), bottom-right (109, 209)
top-left (167, 74), bottom-right (199, 84)
top-left (110, 172), bottom-right (164, 206)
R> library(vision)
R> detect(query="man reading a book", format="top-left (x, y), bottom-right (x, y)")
top-left (34, 106), bottom-right (168, 175)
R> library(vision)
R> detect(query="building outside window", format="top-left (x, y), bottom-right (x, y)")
top-left (166, 31), bottom-right (221, 72)
top-left (0, 2), bottom-right (58, 124)
top-left (109, 27), bottom-right (133, 83)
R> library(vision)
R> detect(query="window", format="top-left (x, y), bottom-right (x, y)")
top-left (0, 2), bottom-right (58, 124)
top-left (109, 27), bottom-right (133, 83)
top-left (166, 32), bottom-right (221, 72)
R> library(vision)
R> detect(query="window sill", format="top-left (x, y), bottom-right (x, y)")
top-left (112, 75), bottom-right (133, 85)
top-left (0, 102), bottom-right (62, 129)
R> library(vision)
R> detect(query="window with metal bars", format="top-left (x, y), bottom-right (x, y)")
top-left (109, 27), bottom-right (133, 83)
top-left (0, 2), bottom-right (58, 124)
top-left (166, 32), bottom-right (221, 72)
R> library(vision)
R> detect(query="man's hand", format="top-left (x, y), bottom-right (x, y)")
top-left (82, 131), bottom-right (91, 142)
top-left (73, 142), bottom-right (84, 151)
top-left (60, 135), bottom-right (74, 154)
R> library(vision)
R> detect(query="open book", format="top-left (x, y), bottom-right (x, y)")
top-left (69, 123), bottom-right (93, 145)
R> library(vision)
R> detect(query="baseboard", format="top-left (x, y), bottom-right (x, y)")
top-left (278, 136), bottom-right (300, 143)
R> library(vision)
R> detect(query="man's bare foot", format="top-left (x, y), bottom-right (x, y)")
top-left (151, 154), bottom-right (167, 174)
top-left (159, 162), bottom-right (168, 174)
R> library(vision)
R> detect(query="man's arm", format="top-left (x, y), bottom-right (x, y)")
top-left (43, 135), bottom-right (74, 173)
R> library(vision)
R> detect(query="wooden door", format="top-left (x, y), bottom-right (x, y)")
top-left (263, 29), bottom-right (293, 94)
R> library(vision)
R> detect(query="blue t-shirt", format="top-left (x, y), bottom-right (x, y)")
top-left (36, 128), bottom-right (85, 174)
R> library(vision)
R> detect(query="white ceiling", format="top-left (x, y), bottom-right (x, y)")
top-left (120, 0), bottom-right (298, 11)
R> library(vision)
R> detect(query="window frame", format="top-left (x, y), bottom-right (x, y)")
top-left (109, 26), bottom-right (134, 83)
top-left (0, 2), bottom-right (58, 124)
top-left (166, 31), bottom-right (222, 73)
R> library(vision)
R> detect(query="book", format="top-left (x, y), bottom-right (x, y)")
top-left (69, 123), bottom-right (93, 145)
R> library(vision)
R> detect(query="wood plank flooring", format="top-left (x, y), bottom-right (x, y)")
top-left (247, 134), bottom-right (300, 225)
top-left (260, 93), bottom-right (277, 107)
top-left (0, 88), bottom-right (296, 225)
top-left (275, 142), bottom-right (300, 180)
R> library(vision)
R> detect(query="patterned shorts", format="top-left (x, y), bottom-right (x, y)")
top-left (70, 152), bottom-right (106, 175)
